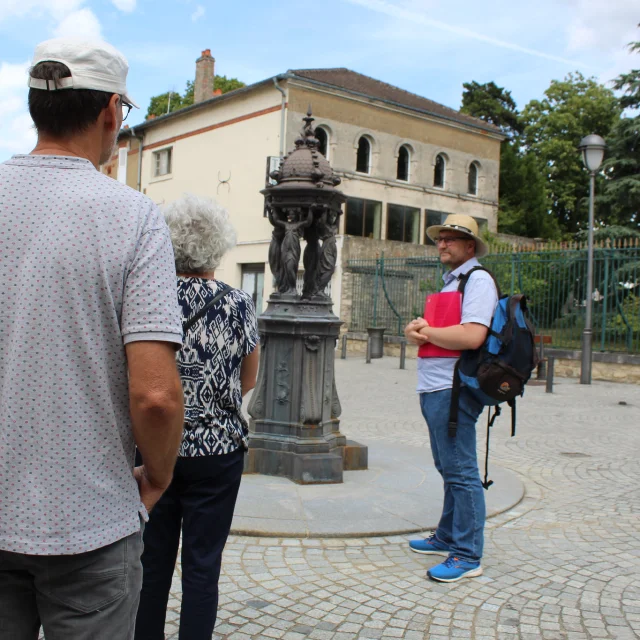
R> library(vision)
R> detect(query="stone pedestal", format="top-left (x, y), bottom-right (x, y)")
top-left (246, 293), bottom-right (367, 484)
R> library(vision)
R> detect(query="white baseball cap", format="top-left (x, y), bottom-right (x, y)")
top-left (28, 38), bottom-right (138, 108)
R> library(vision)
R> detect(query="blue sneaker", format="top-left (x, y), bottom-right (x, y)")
top-left (427, 556), bottom-right (483, 582)
top-left (409, 534), bottom-right (451, 556)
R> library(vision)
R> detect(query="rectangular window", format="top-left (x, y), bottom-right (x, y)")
top-left (153, 148), bottom-right (172, 177)
top-left (264, 156), bottom-right (281, 216)
top-left (424, 210), bottom-right (447, 245)
top-left (387, 204), bottom-right (420, 243)
top-left (473, 217), bottom-right (487, 233)
top-left (345, 197), bottom-right (381, 239)
top-left (241, 264), bottom-right (265, 313)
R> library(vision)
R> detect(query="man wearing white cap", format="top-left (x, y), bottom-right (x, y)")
top-left (0, 39), bottom-right (184, 638)
top-left (404, 214), bottom-right (498, 583)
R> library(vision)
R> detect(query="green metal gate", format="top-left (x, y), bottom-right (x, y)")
top-left (346, 243), bottom-right (640, 354)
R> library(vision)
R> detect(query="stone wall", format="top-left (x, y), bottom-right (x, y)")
top-left (553, 359), bottom-right (640, 385)
top-left (341, 235), bottom-right (439, 261)
top-left (338, 236), bottom-right (439, 336)
top-left (341, 334), bottom-right (640, 385)
top-left (494, 232), bottom-right (538, 248)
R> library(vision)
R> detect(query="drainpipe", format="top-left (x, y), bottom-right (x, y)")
top-left (131, 127), bottom-right (143, 192)
top-left (273, 76), bottom-right (286, 159)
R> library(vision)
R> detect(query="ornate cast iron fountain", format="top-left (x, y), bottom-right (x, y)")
top-left (245, 109), bottom-right (368, 484)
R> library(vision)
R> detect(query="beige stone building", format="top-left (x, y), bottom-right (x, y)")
top-left (104, 50), bottom-right (504, 321)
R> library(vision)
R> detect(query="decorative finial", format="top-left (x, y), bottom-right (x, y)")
top-left (302, 106), bottom-right (315, 139)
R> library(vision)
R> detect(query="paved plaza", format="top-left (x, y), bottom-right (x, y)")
top-left (37, 356), bottom-right (640, 640)
top-left (155, 356), bottom-right (640, 640)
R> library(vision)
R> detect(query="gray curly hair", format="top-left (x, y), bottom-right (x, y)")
top-left (163, 193), bottom-right (237, 274)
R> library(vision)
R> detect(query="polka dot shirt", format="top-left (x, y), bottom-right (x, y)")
top-left (0, 155), bottom-right (183, 555)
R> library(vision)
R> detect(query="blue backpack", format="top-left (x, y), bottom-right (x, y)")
top-left (449, 267), bottom-right (538, 488)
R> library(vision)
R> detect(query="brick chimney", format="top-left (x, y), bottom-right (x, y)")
top-left (194, 49), bottom-right (215, 103)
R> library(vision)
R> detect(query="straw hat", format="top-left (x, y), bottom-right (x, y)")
top-left (426, 213), bottom-right (488, 258)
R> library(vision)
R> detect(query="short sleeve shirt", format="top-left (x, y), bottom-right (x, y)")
top-left (177, 277), bottom-right (259, 457)
top-left (0, 155), bottom-right (182, 555)
top-left (417, 257), bottom-right (498, 393)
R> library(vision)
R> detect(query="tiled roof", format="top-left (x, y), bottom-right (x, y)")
top-left (289, 68), bottom-right (501, 135)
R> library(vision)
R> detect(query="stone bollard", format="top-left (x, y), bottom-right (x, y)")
top-left (545, 357), bottom-right (554, 393)
top-left (366, 327), bottom-right (386, 359)
top-left (366, 337), bottom-right (372, 364)
top-left (536, 337), bottom-right (547, 380)
top-left (399, 340), bottom-right (406, 370)
top-left (341, 334), bottom-right (347, 359)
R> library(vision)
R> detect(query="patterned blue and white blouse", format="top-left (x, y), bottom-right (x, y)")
top-left (177, 276), bottom-right (259, 457)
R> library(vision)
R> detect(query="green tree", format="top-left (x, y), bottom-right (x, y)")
top-left (613, 26), bottom-right (640, 110)
top-left (599, 117), bottom-right (640, 229)
top-left (461, 80), bottom-right (557, 238)
top-left (498, 144), bottom-right (559, 239)
top-left (598, 30), bottom-right (640, 230)
top-left (145, 91), bottom-right (186, 119)
top-left (460, 81), bottom-right (523, 137)
top-left (147, 75), bottom-right (246, 119)
top-left (522, 72), bottom-right (620, 234)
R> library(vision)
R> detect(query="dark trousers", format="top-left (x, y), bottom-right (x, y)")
top-left (134, 449), bottom-right (244, 640)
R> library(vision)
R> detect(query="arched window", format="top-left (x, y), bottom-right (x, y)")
top-left (356, 136), bottom-right (371, 174)
top-left (397, 145), bottom-right (410, 181)
top-left (468, 161), bottom-right (479, 195)
top-left (315, 127), bottom-right (329, 158)
top-left (434, 154), bottom-right (446, 188)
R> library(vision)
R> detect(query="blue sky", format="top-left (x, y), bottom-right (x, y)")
top-left (1, 0), bottom-right (638, 162)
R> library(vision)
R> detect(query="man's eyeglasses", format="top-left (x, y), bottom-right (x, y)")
top-left (120, 99), bottom-right (133, 122)
top-left (434, 236), bottom-right (469, 246)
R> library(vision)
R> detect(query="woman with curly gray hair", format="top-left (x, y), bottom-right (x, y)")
top-left (135, 194), bottom-right (259, 640)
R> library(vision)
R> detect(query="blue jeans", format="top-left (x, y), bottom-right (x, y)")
top-left (420, 387), bottom-right (485, 562)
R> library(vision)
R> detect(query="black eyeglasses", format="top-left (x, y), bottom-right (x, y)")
top-left (120, 98), bottom-right (133, 121)
top-left (434, 236), bottom-right (469, 246)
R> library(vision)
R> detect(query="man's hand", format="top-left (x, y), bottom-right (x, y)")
top-left (404, 317), bottom-right (429, 345)
top-left (134, 465), bottom-right (169, 513)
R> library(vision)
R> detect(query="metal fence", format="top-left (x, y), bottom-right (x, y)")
top-left (345, 242), bottom-right (640, 354)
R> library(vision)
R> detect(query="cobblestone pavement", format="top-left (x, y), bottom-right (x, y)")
top-left (42, 357), bottom-right (640, 639)
top-left (157, 359), bottom-right (640, 640)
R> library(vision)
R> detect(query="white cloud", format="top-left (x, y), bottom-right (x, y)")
top-left (565, 0), bottom-right (638, 54)
top-left (111, 0), bottom-right (136, 13)
top-left (0, 61), bottom-right (36, 158)
top-left (0, 0), bottom-right (83, 23)
top-left (54, 8), bottom-right (102, 40)
top-left (191, 4), bottom-right (205, 22)
top-left (0, 60), bottom-right (30, 90)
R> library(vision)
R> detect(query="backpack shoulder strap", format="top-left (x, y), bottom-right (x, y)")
top-left (448, 360), bottom-right (462, 438)
top-left (458, 265), bottom-right (502, 298)
top-left (482, 406), bottom-right (502, 490)
top-left (183, 284), bottom-right (233, 335)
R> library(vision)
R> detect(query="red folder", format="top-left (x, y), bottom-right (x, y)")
top-left (417, 291), bottom-right (463, 358)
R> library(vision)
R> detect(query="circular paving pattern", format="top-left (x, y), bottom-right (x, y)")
top-left (188, 360), bottom-right (640, 640)
top-left (41, 357), bottom-right (640, 639)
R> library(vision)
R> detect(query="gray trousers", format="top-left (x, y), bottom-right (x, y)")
top-left (0, 527), bottom-right (144, 640)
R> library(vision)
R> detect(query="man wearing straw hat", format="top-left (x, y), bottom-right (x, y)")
top-left (404, 213), bottom-right (498, 583)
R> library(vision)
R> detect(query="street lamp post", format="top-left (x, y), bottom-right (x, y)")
top-left (578, 134), bottom-right (606, 385)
